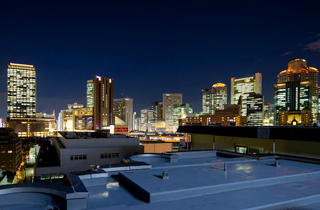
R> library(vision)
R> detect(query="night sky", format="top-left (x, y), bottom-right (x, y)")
top-left (1, 0), bottom-right (320, 119)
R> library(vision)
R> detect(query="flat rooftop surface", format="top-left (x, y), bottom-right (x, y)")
top-left (83, 153), bottom-right (320, 209)
top-left (122, 159), bottom-right (320, 195)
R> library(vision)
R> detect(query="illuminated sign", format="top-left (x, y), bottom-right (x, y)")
top-left (110, 125), bottom-right (114, 134)
top-left (115, 127), bottom-right (128, 132)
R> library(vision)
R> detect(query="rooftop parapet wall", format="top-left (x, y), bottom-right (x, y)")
top-left (177, 126), bottom-right (320, 142)
top-left (64, 137), bottom-right (140, 148)
top-left (57, 136), bottom-right (140, 149)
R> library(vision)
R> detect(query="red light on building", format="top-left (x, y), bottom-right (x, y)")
top-left (53, 109), bottom-right (56, 121)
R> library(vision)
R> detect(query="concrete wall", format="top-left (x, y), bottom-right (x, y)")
top-left (214, 136), bottom-right (273, 153)
top-left (64, 137), bottom-right (140, 148)
top-left (141, 143), bottom-right (173, 153)
top-left (275, 139), bottom-right (320, 158)
top-left (0, 192), bottom-right (65, 209)
top-left (60, 146), bottom-right (144, 168)
top-left (191, 134), bottom-right (214, 150)
top-left (52, 138), bottom-right (62, 164)
top-left (190, 133), bottom-right (320, 158)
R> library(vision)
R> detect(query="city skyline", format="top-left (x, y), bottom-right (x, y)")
top-left (1, 1), bottom-right (320, 119)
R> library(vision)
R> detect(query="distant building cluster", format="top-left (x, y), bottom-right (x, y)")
top-left (136, 94), bottom-right (185, 133)
top-left (3, 59), bottom-right (320, 138)
top-left (194, 59), bottom-right (319, 127)
top-left (58, 76), bottom-right (114, 132)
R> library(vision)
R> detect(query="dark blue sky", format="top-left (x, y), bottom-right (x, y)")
top-left (1, 0), bottom-right (320, 119)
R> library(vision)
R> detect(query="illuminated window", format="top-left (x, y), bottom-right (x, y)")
top-left (8, 151), bottom-right (12, 153)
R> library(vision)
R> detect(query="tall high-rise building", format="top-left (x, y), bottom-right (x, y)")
top-left (163, 93), bottom-right (182, 132)
top-left (231, 73), bottom-right (262, 116)
top-left (263, 104), bottom-right (274, 126)
top-left (151, 101), bottom-right (164, 121)
top-left (247, 92), bottom-right (264, 126)
top-left (173, 103), bottom-right (193, 126)
top-left (135, 117), bottom-right (140, 130)
top-left (173, 103), bottom-right (193, 120)
top-left (274, 59), bottom-right (318, 125)
top-left (202, 83), bottom-right (227, 115)
top-left (158, 102), bottom-right (163, 121)
top-left (86, 80), bottom-right (94, 108)
top-left (202, 89), bottom-right (212, 115)
top-left (140, 109), bottom-right (147, 132)
top-left (113, 97), bottom-right (133, 131)
top-left (147, 110), bottom-right (155, 132)
top-left (7, 63), bottom-right (36, 118)
top-left (133, 112), bottom-right (136, 130)
top-left (7, 63), bottom-right (55, 137)
top-left (87, 76), bottom-right (114, 131)
top-left (151, 101), bottom-right (161, 121)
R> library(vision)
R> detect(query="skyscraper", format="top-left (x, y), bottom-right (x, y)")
top-left (147, 109), bottom-right (155, 132)
top-left (87, 76), bottom-right (114, 131)
top-left (7, 63), bottom-right (36, 118)
top-left (231, 73), bottom-right (262, 116)
top-left (140, 109), bottom-right (147, 132)
top-left (173, 103), bottom-right (193, 126)
top-left (151, 101), bottom-right (161, 121)
top-left (247, 92), bottom-right (264, 126)
top-left (86, 80), bottom-right (94, 108)
top-left (263, 104), bottom-right (274, 126)
top-left (133, 112), bottom-right (136, 130)
top-left (158, 102), bottom-right (163, 121)
top-left (163, 93), bottom-right (182, 132)
top-left (113, 97), bottom-right (133, 131)
top-left (7, 63), bottom-right (56, 137)
top-left (274, 59), bottom-right (318, 125)
top-left (202, 83), bottom-right (227, 115)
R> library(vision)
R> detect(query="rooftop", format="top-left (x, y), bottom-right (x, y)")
top-left (2, 150), bottom-right (320, 209)
top-left (83, 150), bottom-right (320, 209)
top-left (56, 132), bottom-right (140, 149)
